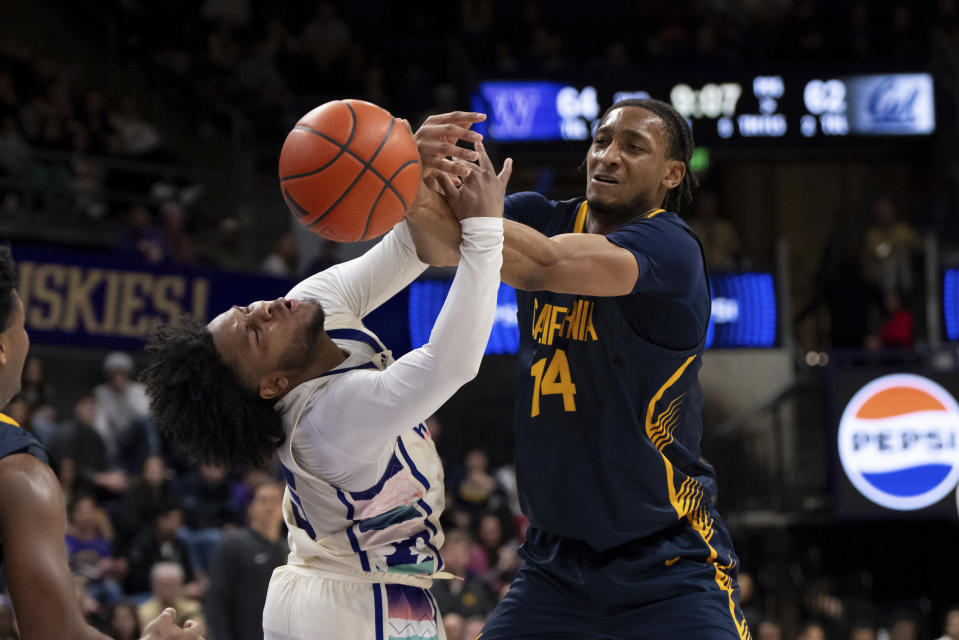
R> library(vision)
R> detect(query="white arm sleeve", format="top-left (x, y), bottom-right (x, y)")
top-left (286, 221), bottom-right (428, 322)
top-left (297, 217), bottom-right (503, 487)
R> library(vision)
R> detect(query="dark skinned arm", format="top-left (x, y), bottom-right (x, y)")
top-left (413, 167), bottom-right (639, 297)
top-left (0, 454), bottom-right (205, 640)
top-left (0, 453), bottom-right (109, 640)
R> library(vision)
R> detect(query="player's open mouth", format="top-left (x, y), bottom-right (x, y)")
top-left (591, 175), bottom-right (618, 184)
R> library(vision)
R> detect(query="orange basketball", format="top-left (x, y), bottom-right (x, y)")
top-left (278, 99), bottom-right (421, 242)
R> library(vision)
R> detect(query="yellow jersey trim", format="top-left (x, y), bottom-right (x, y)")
top-left (645, 356), bottom-right (751, 640)
top-left (575, 204), bottom-right (664, 234)
top-left (573, 201), bottom-right (588, 233)
top-left (0, 413), bottom-right (20, 428)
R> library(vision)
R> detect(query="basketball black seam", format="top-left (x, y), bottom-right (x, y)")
top-left (291, 120), bottom-right (417, 228)
top-left (282, 188), bottom-right (311, 220)
top-left (281, 102), bottom-right (359, 182)
top-left (360, 158), bottom-right (420, 240)
top-left (285, 103), bottom-right (360, 227)
top-left (295, 122), bottom-right (402, 210)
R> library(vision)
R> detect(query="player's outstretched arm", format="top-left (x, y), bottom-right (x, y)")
top-left (0, 454), bottom-right (111, 640)
top-left (501, 225), bottom-right (639, 296)
top-left (324, 146), bottom-right (509, 442)
top-left (406, 195), bottom-right (638, 296)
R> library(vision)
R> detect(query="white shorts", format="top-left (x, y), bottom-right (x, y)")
top-left (262, 565), bottom-right (447, 640)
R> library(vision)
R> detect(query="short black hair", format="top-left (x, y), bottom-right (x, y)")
top-left (0, 245), bottom-right (18, 332)
top-left (141, 316), bottom-right (285, 470)
top-left (599, 98), bottom-right (700, 213)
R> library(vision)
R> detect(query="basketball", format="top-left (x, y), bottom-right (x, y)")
top-left (278, 99), bottom-right (421, 242)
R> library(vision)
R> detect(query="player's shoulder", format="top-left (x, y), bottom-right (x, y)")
top-left (0, 453), bottom-right (61, 519)
top-left (505, 192), bottom-right (582, 232)
top-left (618, 211), bottom-right (698, 247)
top-left (612, 211), bottom-right (704, 278)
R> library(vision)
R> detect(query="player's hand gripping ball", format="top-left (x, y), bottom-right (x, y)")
top-left (279, 100), bottom-right (421, 242)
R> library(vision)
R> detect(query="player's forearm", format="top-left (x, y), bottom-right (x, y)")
top-left (288, 221), bottom-right (427, 319)
top-left (367, 217), bottom-right (503, 430)
top-left (501, 220), bottom-right (563, 291)
top-left (404, 200), bottom-right (461, 267)
top-left (401, 206), bottom-right (561, 289)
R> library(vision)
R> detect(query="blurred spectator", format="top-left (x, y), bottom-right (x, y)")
top-left (116, 204), bottom-right (166, 265)
top-left (135, 562), bottom-right (204, 630)
top-left (866, 289), bottom-right (915, 351)
top-left (797, 216), bottom-right (882, 349)
top-left (1, 396), bottom-right (51, 445)
top-left (110, 96), bottom-right (162, 161)
top-left (0, 114), bottom-right (29, 213)
top-left (125, 501), bottom-right (198, 597)
top-left (206, 481), bottom-right (287, 640)
top-left (65, 493), bottom-right (125, 609)
top-left (468, 513), bottom-right (519, 592)
top-left (302, 239), bottom-right (342, 276)
top-left (432, 529), bottom-right (495, 619)
top-left (115, 456), bottom-right (177, 553)
top-left (450, 449), bottom-right (514, 537)
top-left (849, 622), bottom-right (877, 640)
top-left (463, 617), bottom-right (486, 640)
top-left (862, 197), bottom-right (921, 298)
top-left (178, 463), bottom-right (237, 574)
top-left (299, 3), bottom-right (352, 72)
top-left (688, 190), bottom-right (741, 271)
top-left (888, 610), bottom-right (920, 640)
top-left (207, 216), bottom-right (246, 271)
top-left (797, 621), bottom-right (827, 640)
top-left (454, 449), bottom-right (496, 511)
top-left (50, 393), bottom-right (128, 500)
top-left (737, 571), bottom-right (762, 625)
top-left (937, 604), bottom-right (959, 640)
top-left (19, 356), bottom-right (52, 411)
top-left (158, 201), bottom-right (199, 268)
top-left (107, 602), bottom-right (141, 640)
top-left (443, 611), bottom-right (465, 640)
top-left (755, 619), bottom-right (783, 640)
top-left (94, 350), bottom-right (158, 471)
top-left (230, 467), bottom-right (278, 516)
top-left (72, 573), bottom-right (108, 631)
top-left (260, 231), bottom-right (300, 277)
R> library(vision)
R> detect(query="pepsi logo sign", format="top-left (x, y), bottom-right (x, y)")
top-left (838, 374), bottom-right (959, 511)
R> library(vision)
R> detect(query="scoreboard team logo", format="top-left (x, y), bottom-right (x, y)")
top-left (838, 374), bottom-right (959, 511)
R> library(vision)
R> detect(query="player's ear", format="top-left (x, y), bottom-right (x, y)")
top-left (0, 330), bottom-right (8, 367)
top-left (258, 374), bottom-right (289, 400)
top-left (663, 159), bottom-right (685, 191)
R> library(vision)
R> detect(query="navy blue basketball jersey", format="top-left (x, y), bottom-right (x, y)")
top-left (506, 192), bottom-right (718, 552)
top-left (0, 413), bottom-right (48, 465)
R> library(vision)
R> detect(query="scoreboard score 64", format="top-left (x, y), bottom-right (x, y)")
top-left (472, 72), bottom-right (935, 145)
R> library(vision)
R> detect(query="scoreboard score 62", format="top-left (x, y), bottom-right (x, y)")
top-left (472, 72), bottom-right (935, 145)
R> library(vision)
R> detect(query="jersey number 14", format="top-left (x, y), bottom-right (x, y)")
top-left (530, 349), bottom-right (576, 417)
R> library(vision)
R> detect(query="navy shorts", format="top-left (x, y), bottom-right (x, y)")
top-left (480, 513), bottom-right (751, 640)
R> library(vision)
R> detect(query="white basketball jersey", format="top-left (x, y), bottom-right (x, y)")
top-left (270, 219), bottom-right (502, 588)
top-left (275, 329), bottom-right (446, 587)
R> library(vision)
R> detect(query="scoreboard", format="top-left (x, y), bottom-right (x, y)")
top-left (471, 72), bottom-right (935, 146)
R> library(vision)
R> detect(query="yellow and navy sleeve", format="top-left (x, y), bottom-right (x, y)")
top-left (504, 192), bottom-right (555, 232)
top-left (607, 214), bottom-right (710, 350)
